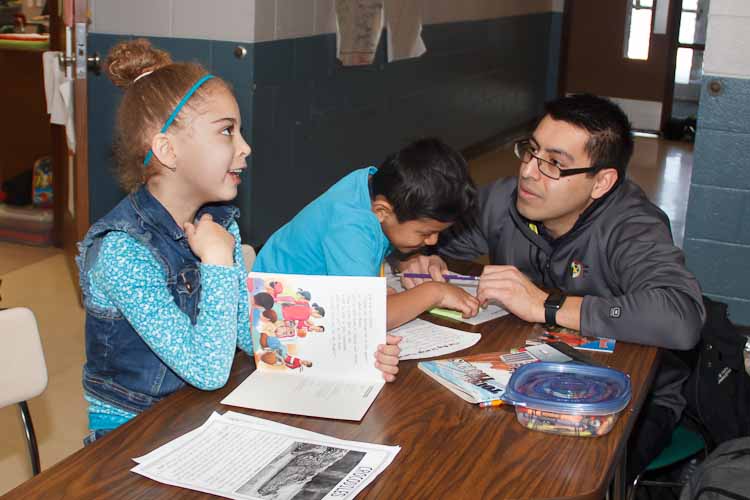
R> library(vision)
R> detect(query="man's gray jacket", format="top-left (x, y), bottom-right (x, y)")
top-left (439, 177), bottom-right (705, 350)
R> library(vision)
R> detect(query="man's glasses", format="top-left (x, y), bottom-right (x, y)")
top-left (513, 139), bottom-right (597, 180)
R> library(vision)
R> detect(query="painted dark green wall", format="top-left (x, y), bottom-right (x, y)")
top-left (87, 12), bottom-right (562, 247)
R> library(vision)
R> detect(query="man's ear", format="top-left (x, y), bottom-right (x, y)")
top-left (371, 195), bottom-right (394, 223)
top-left (150, 133), bottom-right (177, 170)
top-left (591, 168), bottom-right (619, 200)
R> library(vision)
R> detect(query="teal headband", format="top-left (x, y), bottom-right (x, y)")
top-left (143, 74), bottom-right (215, 166)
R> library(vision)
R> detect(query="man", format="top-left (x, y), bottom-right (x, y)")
top-left (400, 93), bottom-right (706, 477)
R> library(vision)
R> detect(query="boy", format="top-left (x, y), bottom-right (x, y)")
top-left (254, 138), bottom-right (480, 329)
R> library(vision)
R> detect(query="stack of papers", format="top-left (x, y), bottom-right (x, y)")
top-left (132, 411), bottom-right (400, 500)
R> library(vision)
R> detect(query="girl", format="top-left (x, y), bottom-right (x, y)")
top-left (77, 39), bottom-right (400, 443)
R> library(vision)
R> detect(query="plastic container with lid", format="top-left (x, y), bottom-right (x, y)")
top-left (502, 362), bottom-right (632, 437)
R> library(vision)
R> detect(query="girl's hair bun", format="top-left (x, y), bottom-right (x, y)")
top-left (106, 38), bottom-right (172, 89)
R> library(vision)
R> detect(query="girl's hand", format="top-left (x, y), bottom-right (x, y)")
top-left (435, 283), bottom-right (480, 318)
top-left (184, 213), bottom-right (235, 266)
top-left (375, 334), bottom-right (401, 382)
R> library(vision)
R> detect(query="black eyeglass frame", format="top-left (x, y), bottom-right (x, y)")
top-left (513, 139), bottom-right (598, 180)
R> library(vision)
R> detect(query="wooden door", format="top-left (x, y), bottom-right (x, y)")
top-left (49, 0), bottom-right (89, 282)
top-left (560, 0), bottom-right (681, 131)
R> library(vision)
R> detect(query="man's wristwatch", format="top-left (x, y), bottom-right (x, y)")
top-left (544, 292), bottom-right (566, 327)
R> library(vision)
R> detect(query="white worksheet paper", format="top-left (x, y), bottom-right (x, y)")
top-left (392, 319), bottom-right (481, 360)
top-left (131, 412), bottom-right (400, 500)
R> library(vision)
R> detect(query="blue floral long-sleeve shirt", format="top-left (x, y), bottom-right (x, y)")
top-left (85, 221), bottom-right (252, 430)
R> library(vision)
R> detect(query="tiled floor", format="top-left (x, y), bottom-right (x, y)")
top-left (0, 242), bottom-right (60, 276)
top-left (0, 251), bottom-right (87, 495)
top-left (0, 136), bottom-right (694, 495)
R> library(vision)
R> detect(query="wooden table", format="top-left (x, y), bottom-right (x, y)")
top-left (4, 314), bottom-right (658, 500)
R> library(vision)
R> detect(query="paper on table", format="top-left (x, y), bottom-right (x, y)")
top-left (385, 264), bottom-right (509, 325)
top-left (132, 412), bottom-right (400, 500)
top-left (392, 319), bottom-right (481, 360)
top-left (134, 411), bottom-right (374, 465)
top-left (447, 301), bottom-right (509, 326)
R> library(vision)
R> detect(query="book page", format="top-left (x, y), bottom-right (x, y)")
top-left (132, 413), bottom-right (400, 500)
top-left (247, 272), bottom-right (386, 380)
top-left (223, 273), bottom-right (387, 420)
top-left (222, 371), bottom-right (384, 421)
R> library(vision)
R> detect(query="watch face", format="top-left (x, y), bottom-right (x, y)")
top-left (545, 293), bottom-right (565, 308)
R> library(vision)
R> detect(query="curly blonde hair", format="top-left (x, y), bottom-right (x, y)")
top-left (105, 38), bottom-right (230, 191)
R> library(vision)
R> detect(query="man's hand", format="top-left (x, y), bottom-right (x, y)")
top-left (477, 265), bottom-right (547, 323)
top-left (398, 254), bottom-right (448, 288)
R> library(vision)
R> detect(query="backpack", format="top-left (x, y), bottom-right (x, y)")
top-left (683, 297), bottom-right (750, 447)
top-left (680, 437), bottom-right (750, 500)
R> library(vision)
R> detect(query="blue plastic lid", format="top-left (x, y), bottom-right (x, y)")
top-left (502, 362), bottom-right (632, 415)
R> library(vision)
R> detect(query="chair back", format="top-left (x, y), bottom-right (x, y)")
top-left (0, 307), bottom-right (48, 407)
top-left (241, 244), bottom-right (256, 270)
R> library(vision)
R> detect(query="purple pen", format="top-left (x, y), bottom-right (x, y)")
top-left (400, 272), bottom-right (480, 281)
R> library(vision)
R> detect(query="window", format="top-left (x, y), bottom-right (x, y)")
top-left (675, 0), bottom-right (708, 84)
top-left (624, 0), bottom-right (654, 60)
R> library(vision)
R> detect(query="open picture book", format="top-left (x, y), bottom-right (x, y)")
top-left (221, 272), bottom-right (387, 421)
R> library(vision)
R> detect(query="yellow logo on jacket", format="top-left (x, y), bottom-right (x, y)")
top-left (570, 260), bottom-right (583, 278)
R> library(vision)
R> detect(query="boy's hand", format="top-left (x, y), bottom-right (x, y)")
top-left (436, 283), bottom-right (480, 318)
top-left (184, 213), bottom-right (235, 267)
top-left (399, 254), bottom-right (448, 288)
top-left (375, 334), bottom-right (401, 382)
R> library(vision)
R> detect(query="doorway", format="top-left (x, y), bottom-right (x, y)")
top-left (665, 0), bottom-right (708, 141)
top-left (560, 0), bottom-right (706, 139)
top-left (0, 1), bottom-right (55, 247)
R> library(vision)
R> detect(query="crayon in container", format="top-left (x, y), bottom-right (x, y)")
top-left (502, 362), bottom-right (631, 437)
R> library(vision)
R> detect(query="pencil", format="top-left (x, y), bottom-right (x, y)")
top-left (400, 272), bottom-right (480, 281)
top-left (479, 400), bottom-right (504, 408)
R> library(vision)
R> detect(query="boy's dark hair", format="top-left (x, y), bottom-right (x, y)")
top-left (544, 93), bottom-right (634, 181)
top-left (371, 138), bottom-right (477, 224)
top-left (253, 292), bottom-right (274, 310)
top-left (297, 289), bottom-right (311, 301)
top-left (312, 303), bottom-right (325, 317)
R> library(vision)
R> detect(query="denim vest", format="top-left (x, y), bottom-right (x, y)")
top-left (77, 186), bottom-right (238, 414)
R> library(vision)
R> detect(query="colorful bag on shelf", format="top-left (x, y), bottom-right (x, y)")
top-left (32, 156), bottom-right (53, 208)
